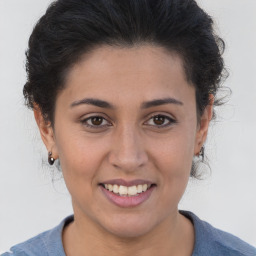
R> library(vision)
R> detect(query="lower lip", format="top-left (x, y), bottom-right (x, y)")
top-left (100, 185), bottom-right (155, 208)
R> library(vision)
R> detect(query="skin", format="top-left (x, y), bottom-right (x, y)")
top-left (35, 45), bottom-right (213, 256)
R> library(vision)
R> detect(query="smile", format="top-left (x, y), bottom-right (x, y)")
top-left (99, 179), bottom-right (156, 208)
top-left (103, 184), bottom-right (151, 197)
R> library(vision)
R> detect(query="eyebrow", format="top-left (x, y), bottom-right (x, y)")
top-left (141, 98), bottom-right (183, 109)
top-left (70, 97), bottom-right (183, 109)
top-left (70, 98), bottom-right (114, 109)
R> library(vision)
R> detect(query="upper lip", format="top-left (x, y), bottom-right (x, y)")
top-left (100, 179), bottom-right (155, 187)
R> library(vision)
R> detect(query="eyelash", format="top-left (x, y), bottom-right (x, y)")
top-left (81, 116), bottom-right (111, 129)
top-left (146, 114), bottom-right (177, 128)
top-left (80, 114), bottom-right (177, 129)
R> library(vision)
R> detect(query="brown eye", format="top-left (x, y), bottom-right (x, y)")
top-left (153, 115), bottom-right (166, 125)
top-left (81, 115), bottom-right (111, 129)
top-left (91, 116), bottom-right (103, 125)
top-left (145, 114), bottom-right (177, 128)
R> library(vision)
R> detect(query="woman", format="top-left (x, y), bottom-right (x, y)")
top-left (2, 0), bottom-right (256, 255)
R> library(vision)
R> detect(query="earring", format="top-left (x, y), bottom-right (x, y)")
top-left (198, 146), bottom-right (205, 161)
top-left (48, 152), bottom-right (55, 165)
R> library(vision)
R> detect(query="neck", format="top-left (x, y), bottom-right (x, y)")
top-left (62, 210), bottom-right (194, 256)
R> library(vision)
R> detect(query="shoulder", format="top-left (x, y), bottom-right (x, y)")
top-left (180, 211), bottom-right (256, 256)
top-left (1, 215), bottom-right (74, 256)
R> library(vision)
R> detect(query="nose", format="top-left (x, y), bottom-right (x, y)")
top-left (108, 125), bottom-right (148, 172)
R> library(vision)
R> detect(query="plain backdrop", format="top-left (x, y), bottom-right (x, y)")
top-left (0, 0), bottom-right (255, 252)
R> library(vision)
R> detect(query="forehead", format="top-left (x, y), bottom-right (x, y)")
top-left (60, 45), bottom-right (195, 107)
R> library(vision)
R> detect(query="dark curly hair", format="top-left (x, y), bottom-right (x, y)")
top-left (23, 0), bottom-right (227, 177)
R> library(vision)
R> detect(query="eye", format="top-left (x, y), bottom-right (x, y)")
top-left (81, 116), bottom-right (111, 128)
top-left (145, 114), bottom-right (176, 128)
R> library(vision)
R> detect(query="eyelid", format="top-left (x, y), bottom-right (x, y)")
top-left (79, 112), bottom-right (177, 129)
top-left (80, 114), bottom-right (112, 128)
top-left (144, 113), bottom-right (177, 127)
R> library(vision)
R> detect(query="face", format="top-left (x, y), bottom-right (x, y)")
top-left (36, 45), bottom-right (211, 238)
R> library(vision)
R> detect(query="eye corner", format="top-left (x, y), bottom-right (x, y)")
top-left (144, 113), bottom-right (177, 128)
top-left (80, 114), bottom-right (113, 129)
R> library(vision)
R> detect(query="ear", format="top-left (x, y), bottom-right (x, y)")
top-left (33, 106), bottom-right (58, 160)
top-left (194, 95), bottom-right (214, 155)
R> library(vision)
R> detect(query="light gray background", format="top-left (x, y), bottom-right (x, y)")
top-left (0, 0), bottom-right (255, 252)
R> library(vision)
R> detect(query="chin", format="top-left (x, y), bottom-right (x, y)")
top-left (100, 213), bottom-right (159, 238)
top-left (109, 224), bottom-right (153, 239)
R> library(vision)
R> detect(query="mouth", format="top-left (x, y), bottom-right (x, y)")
top-left (99, 179), bottom-right (156, 208)
top-left (99, 183), bottom-right (155, 197)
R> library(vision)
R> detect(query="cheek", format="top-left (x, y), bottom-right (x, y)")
top-left (151, 128), bottom-right (196, 174)
top-left (56, 134), bottom-right (110, 214)
top-left (57, 133), bottom-right (107, 175)
top-left (54, 125), bottom-right (109, 194)
top-left (149, 128), bottom-right (196, 204)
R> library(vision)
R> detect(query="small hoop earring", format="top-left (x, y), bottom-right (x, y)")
top-left (199, 146), bottom-right (205, 162)
top-left (48, 152), bottom-right (55, 165)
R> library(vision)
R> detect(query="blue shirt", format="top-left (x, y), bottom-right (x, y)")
top-left (2, 211), bottom-right (256, 256)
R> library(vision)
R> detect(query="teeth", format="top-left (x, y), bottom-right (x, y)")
top-left (119, 185), bottom-right (128, 195)
top-left (142, 184), bottom-right (148, 192)
top-left (137, 184), bottom-right (143, 193)
top-left (108, 184), bottom-right (113, 192)
top-left (103, 183), bottom-right (152, 196)
top-left (128, 186), bottom-right (137, 196)
top-left (113, 184), bottom-right (119, 194)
